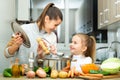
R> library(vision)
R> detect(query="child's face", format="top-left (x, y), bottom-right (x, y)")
top-left (70, 35), bottom-right (87, 55)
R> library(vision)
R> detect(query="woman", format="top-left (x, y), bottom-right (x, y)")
top-left (4, 3), bottom-right (63, 66)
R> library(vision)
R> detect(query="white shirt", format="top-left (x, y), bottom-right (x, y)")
top-left (70, 55), bottom-right (92, 73)
top-left (5, 22), bottom-right (57, 65)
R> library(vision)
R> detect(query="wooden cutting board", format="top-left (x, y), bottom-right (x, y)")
top-left (78, 72), bottom-right (120, 80)
top-left (78, 75), bottom-right (102, 80)
top-left (103, 72), bottom-right (120, 79)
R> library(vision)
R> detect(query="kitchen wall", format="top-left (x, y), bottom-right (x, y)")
top-left (0, 0), bottom-right (15, 73)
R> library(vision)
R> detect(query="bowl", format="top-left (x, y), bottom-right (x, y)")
top-left (57, 52), bottom-right (64, 57)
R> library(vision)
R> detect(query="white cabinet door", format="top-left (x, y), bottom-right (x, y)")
top-left (103, 0), bottom-right (111, 25)
top-left (98, 0), bottom-right (111, 29)
top-left (17, 0), bottom-right (30, 21)
top-left (98, 0), bottom-right (104, 29)
top-left (111, 0), bottom-right (120, 23)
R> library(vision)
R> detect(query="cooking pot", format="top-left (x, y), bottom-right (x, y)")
top-left (38, 54), bottom-right (71, 71)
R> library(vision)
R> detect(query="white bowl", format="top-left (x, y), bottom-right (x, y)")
top-left (57, 52), bottom-right (64, 57)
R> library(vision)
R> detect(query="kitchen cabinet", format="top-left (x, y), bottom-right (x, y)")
top-left (98, 0), bottom-right (111, 29)
top-left (111, 0), bottom-right (120, 23)
top-left (98, 0), bottom-right (104, 29)
top-left (16, 0), bottom-right (30, 21)
top-left (98, 0), bottom-right (120, 29)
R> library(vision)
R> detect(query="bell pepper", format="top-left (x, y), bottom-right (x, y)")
top-left (3, 68), bottom-right (12, 77)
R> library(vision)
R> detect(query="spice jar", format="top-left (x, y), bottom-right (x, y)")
top-left (28, 52), bottom-right (34, 71)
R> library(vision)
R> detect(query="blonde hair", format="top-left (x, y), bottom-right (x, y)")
top-left (74, 33), bottom-right (96, 63)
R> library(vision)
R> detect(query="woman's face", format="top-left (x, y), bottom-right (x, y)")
top-left (44, 16), bottom-right (62, 33)
top-left (70, 35), bottom-right (86, 55)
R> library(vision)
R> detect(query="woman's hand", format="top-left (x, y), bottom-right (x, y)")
top-left (12, 33), bottom-right (23, 47)
top-left (37, 44), bottom-right (44, 56)
top-left (6, 33), bottom-right (23, 55)
top-left (37, 39), bottom-right (57, 56)
top-left (37, 40), bottom-right (47, 58)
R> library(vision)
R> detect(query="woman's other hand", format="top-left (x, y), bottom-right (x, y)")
top-left (50, 44), bottom-right (57, 54)
top-left (37, 39), bottom-right (57, 56)
top-left (37, 40), bottom-right (47, 58)
top-left (37, 44), bottom-right (44, 56)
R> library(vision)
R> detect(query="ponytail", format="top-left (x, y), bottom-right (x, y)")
top-left (89, 36), bottom-right (96, 63)
top-left (36, 3), bottom-right (54, 30)
top-left (36, 3), bottom-right (63, 30)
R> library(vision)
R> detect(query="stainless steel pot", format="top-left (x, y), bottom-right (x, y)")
top-left (38, 55), bottom-right (71, 71)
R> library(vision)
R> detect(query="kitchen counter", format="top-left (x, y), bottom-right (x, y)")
top-left (0, 74), bottom-right (83, 80)
top-left (0, 74), bottom-right (120, 80)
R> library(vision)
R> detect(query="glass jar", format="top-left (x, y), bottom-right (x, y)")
top-left (12, 58), bottom-right (20, 78)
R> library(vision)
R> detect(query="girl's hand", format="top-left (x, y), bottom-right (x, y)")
top-left (50, 45), bottom-right (57, 54)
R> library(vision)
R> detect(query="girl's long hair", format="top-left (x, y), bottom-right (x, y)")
top-left (75, 33), bottom-right (96, 63)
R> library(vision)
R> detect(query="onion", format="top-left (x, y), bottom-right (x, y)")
top-left (26, 71), bottom-right (35, 78)
top-left (36, 68), bottom-right (46, 78)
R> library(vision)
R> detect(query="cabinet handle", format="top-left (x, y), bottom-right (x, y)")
top-left (104, 9), bottom-right (109, 23)
top-left (115, 0), bottom-right (120, 18)
top-left (100, 12), bottom-right (103, 26)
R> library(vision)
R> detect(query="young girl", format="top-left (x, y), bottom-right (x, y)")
top-left (70, 33), bottom-right (96, 73)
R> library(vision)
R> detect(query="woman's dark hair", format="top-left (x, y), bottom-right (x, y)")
top-left (36, 3), bottom-right (63, 30)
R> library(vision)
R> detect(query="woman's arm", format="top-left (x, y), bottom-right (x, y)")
top-left (4, 34), bottom-right (23, 58)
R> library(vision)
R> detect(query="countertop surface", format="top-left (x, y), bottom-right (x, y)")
top-left (0, 74), bottom-right (120, 80)
top-left (0, 75), bottom-right (83, 80)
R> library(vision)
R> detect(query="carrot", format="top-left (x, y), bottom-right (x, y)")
top-left (78, 72), bottom-right (85, 76)
top-left (66, 60), bottom-right (70, 67)
top-left (68, 71), bottom-right (71, 78)
top-left (71, 70), bottom-right (74, 78)
top-left (62, 66), bottom-right (70, 72)
top-left (74, 70), bottom-right (79, 76)
top-left (62, 60), bottom-right (70, 73)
